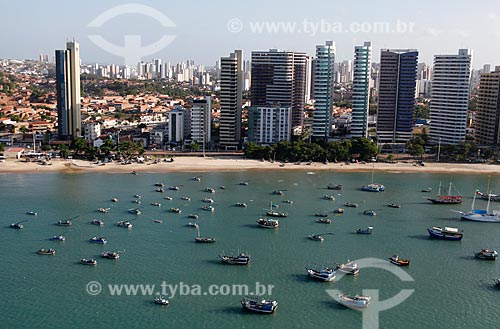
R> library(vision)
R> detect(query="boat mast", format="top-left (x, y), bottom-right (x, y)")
top-left (437, 182), bottom-right (442, 196)
top-left (448, 182), bottom-right (452, 196)
top-left (371, 163), bottom-right (375, 184)
top-left (487, 175), bottom-right (491, 196)
top-left (471, 190), bottom-right (477, 212)
top-left (487, 193), bottom-right (491, 214)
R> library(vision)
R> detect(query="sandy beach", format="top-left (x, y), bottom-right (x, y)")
top-left (1, 157), bottom-right (500, 174)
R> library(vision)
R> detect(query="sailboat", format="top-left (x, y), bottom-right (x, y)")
top-left (459, 190), bottom-right (500, 222)
top-left (194, 225), bottom-right (216, 243)
top-left (361, 164), bottom-right (385, 192)
top-left (476, 176), bottom-right (500, 202)
top-left (427, 182), bottom-right (462, 204)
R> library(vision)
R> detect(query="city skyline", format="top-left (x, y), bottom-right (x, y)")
top-left (2, 0), bottom-right (499, 68)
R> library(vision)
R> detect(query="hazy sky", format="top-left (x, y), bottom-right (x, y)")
top-left (2, 0), bottom-right (499, 68)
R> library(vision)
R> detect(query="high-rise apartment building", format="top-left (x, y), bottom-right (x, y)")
top-left (474, 66), bottom-right (500, 145)
top-left (55, 40), bottom-right (81, 140)
top-left (190, 96), bottom-right (211, 146)
top-left (247, 106), bottom-right (291, 145)
top-left (350, 42), bottom-right (372, 139)
top-left (311, 41), bottom-right (335, 142)
top-left (376, 49), bottom-right (418, 144)
top-left (429, 49), bottom-right (472, 145)
top-left (219, 50), bottom-right (243, 150)
top-left (251, 49), bottom-right (307, 129)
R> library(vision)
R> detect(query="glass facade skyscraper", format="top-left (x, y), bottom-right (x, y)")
top-left (351, 42), bottom-right (372, 139)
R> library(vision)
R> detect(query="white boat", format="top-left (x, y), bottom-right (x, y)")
top-left (202, 205), bottom-right (215, 212)
top-left (323, 195), bottom-right (336, 201)
top-left (256, 218), bottom-right (279, 229)
top-left (459, 190), bottom-right (500, 223)
top-left (308, 234), bottom-right (324, 242)
top-left (116, 221), bottom-right (133, 229)
top-left (306, 267), bottom-right (336, 281)
top-left (98, 208), bottom-right (110, 213)
top-left (91, 219), bottom-right (104, 226)
top-left (363, 210), bottom-right (376, 216)
top-left (50, 234), bottom-right (66, 241)
top-left (219, 253), bottom-right (250, 265)
top-left (337, 293), bottom-right (371, 309)
top-left (361, 164), bottom-right (385, 192)
top-left (335, 260), bottom-right (360, 275)
top-left (151, 202), bottom-right (161, 207)
top-left (164, 196), bottom-right (173, 200)
top-left (356, 227), bottom-right (374, 234)
top-left (154, 296), bottom-right (169, 305)
top-left (128, 208), bottom-right (141, 215)
top-left (203, 198), bottom-right (214, 203)
top-left (204, 187), bottom-right (216, 193)
top-left (26, 211), bottom-right (37, 216)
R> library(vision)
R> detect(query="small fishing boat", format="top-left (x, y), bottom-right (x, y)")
top-left (266, 208), bottom-right (287, 218)
top-left (337, 294), bottom-right (371, 309)
top-left (333, 208), bottom-right (344, 214)
top-left (91, 219), bottom-right (104, 226)
top-left (387, 203), bottom-right (401, 208)
top-left (188, 214), bottom-right (199, 219)
top-left (241, 296), bottom-right (277, 314)
top-left (116, 221), bottom-right (133, 229)
top-left (164, 196), bottom-right (173, 200)
top-left (80, 258), bottom-right (97, 266)
top-left (26, 211), bottom-right (37, 216)
top-left (327, 184), bottom-right (343, 190)
top-left (37, 248), bottom-right (55, 255)
top-left (306, 267), bottom-right (336, 281)
top-left (156, 188), bottom-right (164, 193)
top-left (495, 278), bottom-right (500, 287)
top-left (89, 236), bottom-right (107, 244)
top-left (219, 253), bottom-right (250, 265)
top-left (101, 251), bottom-right (120, 259)
top-left (202, 205), bottom-right (215, 212)
top-left (128, 208), bottom-right (141, 215)
top-left (111, 198), bottom-right (119, 203)
top-left (272, 190), bottom-right (284, 196)
top-left (475, 249), bottom-right (498, 260)
top-left (180, 196), bottom-right (191, 201)
top-left (132, 199), bottom-right (141, 204)
top-left (308, 234), bottom-right (324, 242)
top-left (282, 200), bottom-right (294, 204)
top-left (153, 219), bottom-right (163, 224)
top-left (169, 186), bottom-right (180, 191)
top-left (134, 194), bottom-right (141, 199)
top-left (356, 227), bottom-right (373, 234)
top-left (154, 296), bottom-right (169, 305)
top-left (235, 202), bottom-right (247, 208)
top-left (204, 187), bottom-right (216, 193)
top-left (427, 226), bottom-right (463, 241)
top-left (195, 237), bottom-right (216, 243)
top-left (50, 235), bottom-right (66, 241)
top-left (239, 181), bottom-right (249, 186)
top-left (421, 187), bottom-right (432, 193)
top-left (154, 183), bottom-right (165, 187)
top-left (363, 210), bottom-right (376, 216)
top-left (192, 176), bottom-right (201, 182)
top-left (169, 208), bottom-right (182, 214)
top-left (256, 218), bottom-right (279, 229)
top-left (335, 261), bottom-right (360, 275)
top-left (344, 202), bottom-right (358, 208)
top-left (389, 255), bottom-right (411, 266)
top-left (203, 198), bottom-right (214, 203)
top-left (55, 220), bottom-right (72, 226)
top-left (316, 218), bottom-right (332, 224)
top-left (98, 208), bottom-right (110, 213)
top-left (220, 185), bottom-right (226, 189)
top-left (187, 222), bottom-right (199, 228)
top-left (315, 212), bottom-right (329, 217)
top-left (151, 202), bottom-right (161, 207)
top-left (10, 222), bottom-right (24, 229)
top-left (323, 195), bottom-right (336, 201)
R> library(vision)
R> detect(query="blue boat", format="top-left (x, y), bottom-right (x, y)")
top-left (306, 267), bottom-right (336, 281)
top-left (241, 296), bottom-right (278, 314)
top-left (427, 226), bottom-right (463, 241)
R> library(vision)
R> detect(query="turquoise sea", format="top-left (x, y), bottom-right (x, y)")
top-left (2, 170), bottom-right (500, 329)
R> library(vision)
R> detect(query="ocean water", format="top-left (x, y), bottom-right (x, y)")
top-left (1, 171), bottom-right (500, 329)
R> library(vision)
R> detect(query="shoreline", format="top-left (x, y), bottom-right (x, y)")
top-left (1, 157), bottom-right (500, 175)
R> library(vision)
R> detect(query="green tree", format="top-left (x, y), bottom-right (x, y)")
top-left (0, 143), bottom-right (5, 152)
top-left (350, 138), bottom-right (379, 161)
top-left (71, 137), bottom-right (88, 155)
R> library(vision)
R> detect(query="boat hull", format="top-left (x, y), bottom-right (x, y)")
top-left (427, 228), bottom-right (463, 241)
